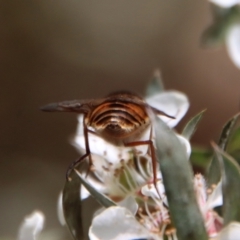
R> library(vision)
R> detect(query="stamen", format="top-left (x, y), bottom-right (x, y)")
top-left (123, 162), bottom-right (140, 189)
top-left (90, 165), bottom-right (96, 171)
top-left (102, 165), bottom-right (110, 171)
top-left (113, 174), bottom-right (129, 195)
top-left (144, 200), bottom-right (158, 227)
top-left (172, 231), bottom-right (178, 240)
top-left (122, 164), bottom-right (136, 192)
top-left (160, 221), bottom-right (168, 237)
top-left (207, 188), bottom-right (212, 195)
top-left (165, 231), bottom-right (172, 240)
top-left (145, 158), bottom-right (154, 179)
top-left (135, 157), bottom-right (149, 180)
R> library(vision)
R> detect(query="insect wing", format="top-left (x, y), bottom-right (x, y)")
top-left (41, 98), bottom-right (106, 113)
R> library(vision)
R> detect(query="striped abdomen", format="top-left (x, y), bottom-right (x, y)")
top-left (86, 96), bottom-right (150, 139)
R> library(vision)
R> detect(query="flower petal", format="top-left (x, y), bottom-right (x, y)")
top-left (89, 207), bottom-right (151, 240)
top-left (215, 222), bottom-right (240, 240)
top-left (57, 192), bottom-right (66, 226)
top-left (118, 196), bottom-right (139, 215)
top-left (141, 180), bottom-right (165, 199)
top-left (226, 24), bottom-right (240, 69)
top-left (93, 196), bottom-right (138, 219)
top-left (18, 211), bottom-right (44, 240)
top-left (80, 184), bottom-right (91, 200)
top-left (78, 169), bottom-right (107, 200)
top-left (146, 91), bottom-right (189, 128)
top-left (141, 180), bottom-right (168, 206)
top-left (209, 0), bottom-right (240, 8)
top-left (207, 181), bottom-right (223, 210)
top-left (176, 134), bottom-right (191, 158)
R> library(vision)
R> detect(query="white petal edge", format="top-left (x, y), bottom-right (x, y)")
top-left (80, 184), bottom-right (91, 200)
top-left (141, 180), bottom-right (168, 206)
top-left (141, 180), bottom-right (165, 199)
top-left (117, 196), bottom-right (139, 215)
top-left (18, 211), bottom-right (44, 240)
top-left (215, 222), bottom-right (240, 240)
top-left (206, 181), bottom-right (223, 210)
top-left (78, 168), bottom-right (107, 199)
top-left (89, 206), bottom-right (152, 240)
top-left (226, 24), bottom-right (240, 69)
top-left (209, 0), bottom-right (240, 8)
top-left (146, 91), bottom-right (189, 128)
top-left (93, 196), bottom-right (138, 219)
top-left (57, 192), bottom-right (66, 226)
top-left (176, 134), bottom-right (191, 158)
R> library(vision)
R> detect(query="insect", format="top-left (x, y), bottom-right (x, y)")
top-left (41, 91), bottom-right (174, 191)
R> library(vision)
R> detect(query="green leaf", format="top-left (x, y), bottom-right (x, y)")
top-left (201, 22), bottom-right (226, 47)
top-left (75, 169), bottom-right (116, 208)
top-left (227, 127), bottom-right (240, 153)
top-left (190, 147), bottom-right (212, 169)
top-left (145, 69), bottom-right (164, 97)
top-left (182, 110), bottom-right (205, 140)
top-left (227, 126), bottom-right (240, 163)
top-left (201, 5), bottom-right (240, 47)
top-left (211, 5), bottom-right (235, 20)
top-left (212, 144), bottom-right (240, 225)
top-left (207, 113), bottom-right (240, 185)
top-left (62, 171), bottom-right (84, 240)
top-left (219, 113), bottom-right (240, 150)
top-left (154, 117), bottom-right (208, 240)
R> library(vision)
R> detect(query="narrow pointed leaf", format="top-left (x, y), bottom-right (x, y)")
top-left (62, 171), bottom-right (84, 240)
top-left (207, 113), bottom-right (240, 185)
top-left (201, 21), bottom-right (228, 47)
top-left (75, 169), bottom-right (116, 208)
top-left (154, 117), bottom-right (208, 240)
top-left (227, 127), bottom-right (240, 166)
top-left (227, 127), bottom-right (240, 153)
top-left (218, 113), bottom-right (240, 150)
top-left (182, 110), bottom-right (205, 140)
top-left (190, 147), bottom-right (212, 169)
top-left (145, 69), bottom-right (164, 97)
top-left (213, 144), bottom-right (240, 225)
top-left (201, 5), bottom-right (240, 47)
top-left (211, 5), bottom-right (234, 20)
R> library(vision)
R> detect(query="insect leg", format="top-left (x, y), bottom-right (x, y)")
top-left (124, 140), bottom-right (161, 199)
top-left (66, 115), bottom-right (93, 181)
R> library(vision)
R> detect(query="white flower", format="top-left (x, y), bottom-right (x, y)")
top-left (226, 23), bottom-right (240, 69)
top-left (209, 0), bottom-right (240, 8)
top-left (71, 88), bottom-right (189, 239)
top-left (18, 211), bottom-right (44, 240)
top-left (208, 0), bottom-right (240, 69)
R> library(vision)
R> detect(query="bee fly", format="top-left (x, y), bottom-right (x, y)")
top-left (41, 91), bottom-right (174, 189)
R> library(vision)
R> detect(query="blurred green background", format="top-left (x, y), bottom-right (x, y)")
top-left (1, 1), bottom-right (240, 239)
